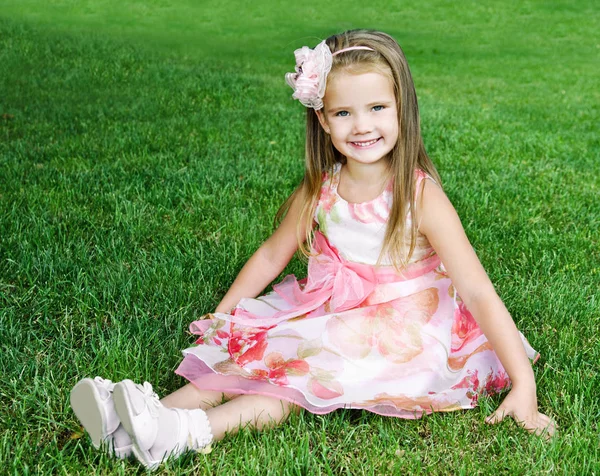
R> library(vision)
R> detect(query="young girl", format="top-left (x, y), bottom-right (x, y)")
top-left (70, 29), bottom-right (555, 470)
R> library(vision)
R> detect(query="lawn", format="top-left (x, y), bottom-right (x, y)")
top-left (1, 0), bottom-right (598, 474)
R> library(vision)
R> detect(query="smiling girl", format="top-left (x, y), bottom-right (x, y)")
top-left (70, 29), bottom-right (555, 471)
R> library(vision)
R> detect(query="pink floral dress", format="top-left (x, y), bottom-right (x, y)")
top-left (176, 164), bottom-right (538, 418)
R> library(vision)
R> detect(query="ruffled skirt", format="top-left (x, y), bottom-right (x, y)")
top-left (176, 232), bottom-right (537, 418)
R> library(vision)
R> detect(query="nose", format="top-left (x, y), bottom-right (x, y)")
top-left (352, 113), bottom-right (373, 135)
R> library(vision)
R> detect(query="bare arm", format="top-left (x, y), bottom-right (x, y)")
top-left (215, 189), bottom-right (309, 313)
top-left (418, 179), bottom-right (555, 437)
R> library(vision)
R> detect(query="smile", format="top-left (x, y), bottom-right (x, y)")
top-left (351, 138), bottom-right (380, 148)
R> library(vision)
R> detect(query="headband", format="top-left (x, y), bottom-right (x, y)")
top-left (285, 41), bottom-right (375, 110)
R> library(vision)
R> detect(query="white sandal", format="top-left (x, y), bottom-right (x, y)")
top-left (113, 379), bottom-right (212, 470)
top-left (70, 377), bottom-right (133, 459)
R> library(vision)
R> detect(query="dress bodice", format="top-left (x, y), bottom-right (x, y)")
top-left (314, 163), bottom-right (434, 266)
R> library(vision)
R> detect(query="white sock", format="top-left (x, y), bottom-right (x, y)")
top-left (149, 406), bottom-right (213, 461)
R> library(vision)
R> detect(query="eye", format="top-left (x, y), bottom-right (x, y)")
top-left (373, 105), bottom-right (385, 112)
top-left (335, 110), bottom-right (349, 117)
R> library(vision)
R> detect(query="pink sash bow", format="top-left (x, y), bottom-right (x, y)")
top-left (274, 231), bottom-right (377, 313)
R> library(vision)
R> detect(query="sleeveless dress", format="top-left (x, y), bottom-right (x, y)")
top-left (176, 164), bottom-right (538, 418)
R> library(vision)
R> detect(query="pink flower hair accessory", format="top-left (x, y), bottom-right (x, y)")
top-left (285, 40), bottom-right (332, 110)
top-left (285, 42), bottom-right (375, 110)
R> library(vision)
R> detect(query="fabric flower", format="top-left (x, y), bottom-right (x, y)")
top-left (263, 352), bottom-right (309, 386)
top-left (227, 326), bottom-right (270, 366)
top-left (326, 288), bottom-right (439, 364)
top-left (451, 301), bottom-right (483, 352)
top-left (285, 40), bottom-right (333, 110)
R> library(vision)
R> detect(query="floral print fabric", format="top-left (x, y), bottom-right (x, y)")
top-left (175, 165), bottom-right (538, 418)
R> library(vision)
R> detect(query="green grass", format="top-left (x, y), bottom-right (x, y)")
top-left (1, 1), bottom-right (599, 474)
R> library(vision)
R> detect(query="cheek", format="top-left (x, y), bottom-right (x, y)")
top-left (329, 135), bottom-right (345, 149)
top-left (331, 128), bottom-right (348, 144)
top-left (387, 116), bottom-right (399, 136)
top-left (328, 130), bottom-right (349, 151)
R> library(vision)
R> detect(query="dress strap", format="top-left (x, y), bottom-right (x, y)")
top-left (414, 169), bottom-right (438, 201)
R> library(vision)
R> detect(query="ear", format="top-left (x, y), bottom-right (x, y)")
top-left (315, 109), bottom-right (330, 134)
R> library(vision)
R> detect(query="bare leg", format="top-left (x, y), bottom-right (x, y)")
top-left (205, 394), bottom-right (300, 441)
top-left (160, 383), bottom-right (239, 410)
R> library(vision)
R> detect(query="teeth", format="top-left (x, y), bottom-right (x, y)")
top-left (353, 139), bottom-right (378, 147)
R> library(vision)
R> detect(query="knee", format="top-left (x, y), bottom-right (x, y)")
top-left (243, 394), bottom-right (299, 418)
top-left (265, 396), bottom-right (301, 419)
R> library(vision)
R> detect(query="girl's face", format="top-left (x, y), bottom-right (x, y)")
top-left (317, 70), bottom-right (398, 168)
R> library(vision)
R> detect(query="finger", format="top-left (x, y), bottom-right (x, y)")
top-left (485, 407), bottom-right (508, 425)
top-left (543, 413), bottom-right (558, 431)
top-left (514, 413), bottom-right (557, 439)
top-left (535, 416), bottom-right (557, 439)
top-left (532, 421), bottom-right (555, 440)
top-left (533, 414), bottom-right (557, 438)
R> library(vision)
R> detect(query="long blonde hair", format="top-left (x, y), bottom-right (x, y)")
top-left (277, 29), bottom-right (441, 269)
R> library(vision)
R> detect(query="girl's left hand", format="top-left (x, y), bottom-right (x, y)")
top-left (486, 386), bottom-right (557, 439)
